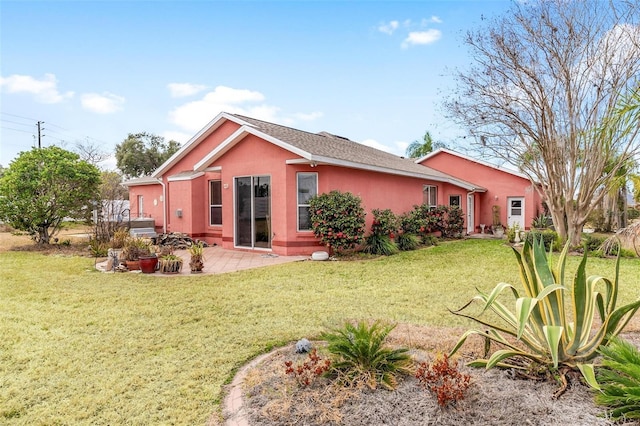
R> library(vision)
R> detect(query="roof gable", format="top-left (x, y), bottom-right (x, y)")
top-left (417, 148), bottom-right (531, 181)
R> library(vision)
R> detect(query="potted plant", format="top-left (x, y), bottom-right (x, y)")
top-left (189, 241), bottom-right (205, 273)
top-left (122, 237), bottom-right (151, 270)
top-left (159, 254), bottom-right (183, 274)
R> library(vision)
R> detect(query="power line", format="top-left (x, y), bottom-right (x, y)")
top-left (0, 118), bottom-right (34, 127)
top-left (1, 125), bottom-right (34, 134)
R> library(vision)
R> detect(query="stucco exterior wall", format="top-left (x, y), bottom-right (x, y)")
top-left (419, 151), bottom-right (542, 230)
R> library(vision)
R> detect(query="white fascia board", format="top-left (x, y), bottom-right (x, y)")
top-left (151, 112), bottom-right (249, 179)
top-left (166, 171), bottom-right (205, 182)
top-left (204, 166), bottom-right (222, 172)
top-left (194, 126), bottom-right (312, 171)
top-left (122, 178), bottom-right (161, 187)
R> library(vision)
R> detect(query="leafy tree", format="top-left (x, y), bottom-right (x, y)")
top-left (405, 131), bottom-right (445, 158)
top-left (445, 0), bottom-right (640, 246)
top-left (115, 132), bottom-right (180, 178)
top-left (0, 147), bottom-right (101, 244)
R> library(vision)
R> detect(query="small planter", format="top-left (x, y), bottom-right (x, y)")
top-left (125, 260), bottom-right (140, 271)
top-left (139, 255), bottom-right (158, 274)
top-left (159, 255), bottom-right (183, 274)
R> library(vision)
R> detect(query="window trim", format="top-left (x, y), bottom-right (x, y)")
top-left (449, 194), bottom-right (461, 207)
top-left (423, 185), bottom-right (437, 208)
top-left (297, 172), bottom-right (318, 232)
top-left (209, 180), bottom-right (222, 226)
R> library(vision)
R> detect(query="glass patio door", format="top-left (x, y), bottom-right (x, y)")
top-left (235, 176), bottom-right (271, 249)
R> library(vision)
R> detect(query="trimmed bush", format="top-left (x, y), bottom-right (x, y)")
top-left (308, 191), bottom-right (366, 253)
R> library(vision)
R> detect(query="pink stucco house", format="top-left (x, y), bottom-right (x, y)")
top-left (124, 112), bottom-right (540, 255)
top-left (417, 148), bottom-right (543, 233)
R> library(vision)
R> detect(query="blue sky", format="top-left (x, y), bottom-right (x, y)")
top-left (0, 0), bottom-right (512, 170)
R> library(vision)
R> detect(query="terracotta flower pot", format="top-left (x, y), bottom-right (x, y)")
top-left (125, 260), bottom-right (140, 271)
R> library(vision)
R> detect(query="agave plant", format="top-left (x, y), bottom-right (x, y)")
top-left (321, 320), bottom-right (412, 390)
top-left (594, 336), bottom-right (640, 420)
top-left (449, 237), bottom-right (640, 387)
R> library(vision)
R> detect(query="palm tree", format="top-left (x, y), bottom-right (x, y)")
top-left (405, 131), bottom-right (445, 158)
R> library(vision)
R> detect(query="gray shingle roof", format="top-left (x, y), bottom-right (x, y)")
top-left (232, 114), bottom-right (485, 190)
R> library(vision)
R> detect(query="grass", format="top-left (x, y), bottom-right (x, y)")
top-left (1, 237), bottom-right (639, 424)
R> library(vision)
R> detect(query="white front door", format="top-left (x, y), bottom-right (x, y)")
top-left (507, 197), bottom-right (525, 230)
top-left (466, 193), bottom-right (475, 234)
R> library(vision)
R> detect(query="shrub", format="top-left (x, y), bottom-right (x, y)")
top-left (395, 232), bottom-right (419, 251)
top-left (449, 237), bottom-right (640, 388)
top-left (370, 209), bottom-right (399, 237)
top-left (88, 239), bottom-right (109, 257)
top-left (628, 208), bottom-right (640, 220)
top-left (583, 234), bottom-right (606, 254)
top-left (400, 204), bottom-right (464, 240)
top-left (322, 321), bottom-right (412, 390)
top-left (362, 233), bottom-right (398, 256)
top-left (416, 354), bottom-right (471, 407)
top-left (284, 348), bottom-right (332, 387)
top-left (308, 191), bottom-right (366, 253)
top-left (524, 229), bottom-right (558, 251)
top-left (593, 336), bottom-right (640, 420)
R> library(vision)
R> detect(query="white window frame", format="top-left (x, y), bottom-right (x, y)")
top-left (209, 180), bottom-right (222, 226)
top-left (297, 172), bottom-right (318, 231)
top-left (423, 185), bottom-right (437, 208)
top-left (137, 195), bottom-right (144, 218)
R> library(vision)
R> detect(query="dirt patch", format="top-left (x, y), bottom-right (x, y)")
top-left (0, 227), bottom-right (94, 256)
top-left (235, 324), bottom-right (640, 426)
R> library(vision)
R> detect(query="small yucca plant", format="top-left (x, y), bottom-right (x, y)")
top-left (594, 336), bottom-right (640, 420)
top-left (449, 237), bottom-right (640, 386)
top-left (322, 320), bottom-right (412, 390)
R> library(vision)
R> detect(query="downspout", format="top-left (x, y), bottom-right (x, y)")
top-left (158, 177), bottom-right (167, 234)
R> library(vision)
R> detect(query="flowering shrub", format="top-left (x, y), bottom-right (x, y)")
top-left (308, 191), bottom-right (366, 253)
top-left (284, 348), bottom-right (332, 387)
top-left (370, 209), bottom-right (399, 237)
top-left (415, 354), bottom-right (471, 407)
top-left (400, 204), bottom-right (465, 240)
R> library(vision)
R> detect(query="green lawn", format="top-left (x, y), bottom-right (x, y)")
top-left (1, 239), bottom-right (639, 425)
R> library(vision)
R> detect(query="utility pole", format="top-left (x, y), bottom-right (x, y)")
top-left (36, 121), bottom-right (44, 148)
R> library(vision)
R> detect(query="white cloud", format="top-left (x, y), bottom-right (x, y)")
top-left (401, 29), bottom-right (442, 49)
top-left (0, 73), bottom-right (74, 103)
top-left (81, 92), bottom-right (125, 114)
top-left (378, 20), bottom-right (399, 35)
top-left (169, 86), bottom-right (274, 132)
top-left (167, 82), bottom-right (208, 98)
top-left (427, 16), bottom-right (442, 24)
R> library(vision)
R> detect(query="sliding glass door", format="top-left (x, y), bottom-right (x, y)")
top-left (235, 176), bottom-right (271, 249)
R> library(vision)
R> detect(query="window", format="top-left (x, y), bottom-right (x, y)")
top-left (210, 180), bottom-right (222, 225)
top-left (423, 185), bottom-right (437, 208)
top-left (449, 195), bottom-right (461, 207)
top-left (137, 195), bottom-right (144, 218)
top-left (297, 173), bottom-right (317, 231)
